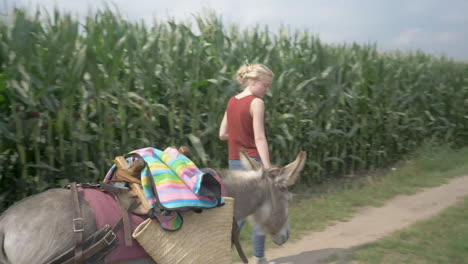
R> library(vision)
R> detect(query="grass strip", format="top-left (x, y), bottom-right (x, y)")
top-left (352, 196), bottom-right (468, 263)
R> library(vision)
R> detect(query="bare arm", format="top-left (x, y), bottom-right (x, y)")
top-left (251, 98), bottom-right (271, 168)
top-left (219, 112), bottom-right (229, 141)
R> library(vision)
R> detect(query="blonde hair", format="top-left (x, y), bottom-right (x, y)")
top-left (236, 64), bottom-right (274, 88)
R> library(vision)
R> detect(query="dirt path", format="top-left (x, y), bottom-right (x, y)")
top-left (239, 175), bottom-right (468, 264)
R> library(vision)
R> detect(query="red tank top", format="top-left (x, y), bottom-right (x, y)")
top-left (226, 95), bottom-right (260, 159)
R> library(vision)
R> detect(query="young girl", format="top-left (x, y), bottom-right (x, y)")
top-left (219, 63), bottom-right (274, 264)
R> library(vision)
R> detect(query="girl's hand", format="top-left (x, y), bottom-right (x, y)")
top-left (219, 112), bottom-right (229, 140)
top-left (251, 98), bottom-right (271, 168)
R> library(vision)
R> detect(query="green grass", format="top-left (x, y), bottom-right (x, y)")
top-left (235, 144), bottom-right (468, 260)
top-left (352, 196), bottom-right (468, 263)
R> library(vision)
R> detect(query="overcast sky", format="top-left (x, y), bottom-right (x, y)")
top-left (7, 0), bottom-right (468, 61)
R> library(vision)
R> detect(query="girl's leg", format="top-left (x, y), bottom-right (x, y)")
top-left (250, 157), bottom-right (267, 258)
top-left (229, 157), bottom-right (262, 171)
top-left (229, 159), bottom-right (245, 171)
top-left (252, 225), bottom-right (266, 258)
top-left (229, 158), bottom-right (268, 260)
top-left (237, 219), bottom-right (246, 230)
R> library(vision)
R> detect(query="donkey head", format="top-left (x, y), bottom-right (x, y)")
top-left (239, 150), bottom-right (306, 245)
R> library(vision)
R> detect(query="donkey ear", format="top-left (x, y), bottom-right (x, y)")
top-left (279, 151), bottom-right (307, 186)
top-left (239, 150), bottom-right (263, 171)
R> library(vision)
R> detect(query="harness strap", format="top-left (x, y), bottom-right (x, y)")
top-left (115, 192), bottom-right (133, 246)
top-left (70, 183), bottom-right (84, 264)
top-left (49, 184), bottom-right (140, 264)
top-left (53, 216), bottom-right (130, 264)
top-left (100, 183), bottom-right (134, 247)
top-left (232, 219), bottom-right (248, 263)
top-left (60, 225), bottom-right (117, 264)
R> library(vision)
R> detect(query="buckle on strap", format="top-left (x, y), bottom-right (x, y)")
top-left (104, 231), bottom-right (117, 245)
top-left (73, 218), bottom-right (85, 232)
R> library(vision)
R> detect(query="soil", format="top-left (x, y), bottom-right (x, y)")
top-left (237, 175), bottom-right (468, 264)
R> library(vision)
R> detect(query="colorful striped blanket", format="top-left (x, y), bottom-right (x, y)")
top-left (104, 147), bottom-right (225, 231)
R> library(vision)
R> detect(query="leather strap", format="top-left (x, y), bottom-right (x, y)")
top-left (232, 218), bottom-right (248, 263)
top-left (70, 183), bottom-right (84, 263)
top-left (49, 184), bottom-right (142, 264)
top-left (100, 183), bottom-right (134, 247)
top-left (114, 192), bottom-right (133, 246)
top-left (61, 226), bottom-right (117, 264)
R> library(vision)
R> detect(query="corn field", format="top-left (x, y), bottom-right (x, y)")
top-left (0, 9), bottom-right (467, 210)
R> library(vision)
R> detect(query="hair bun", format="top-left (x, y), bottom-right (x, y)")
top-left (235, 64), bottom-right (273, 88)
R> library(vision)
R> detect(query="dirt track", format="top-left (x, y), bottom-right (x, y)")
top-left (239, 175), bottom-right (468, 264)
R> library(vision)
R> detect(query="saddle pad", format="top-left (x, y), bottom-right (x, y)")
top-left (80, 188), bottom-right (149, 263)
top-left (104, 147), bottom-right (225, 231)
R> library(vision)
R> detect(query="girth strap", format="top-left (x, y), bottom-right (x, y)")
top-left (70, 183), bottom-right (84, 263)
top-left (100, 183), bottom-right (134, 247)
top-left (61, 225), bottom-right (117, 264)
top-left (48, 183), bottom-right (139, 264)
top-left (47, 224), bottom-right (118, 264)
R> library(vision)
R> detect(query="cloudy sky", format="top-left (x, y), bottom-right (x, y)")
top-left (7, 0), bottom-right (468, 61)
